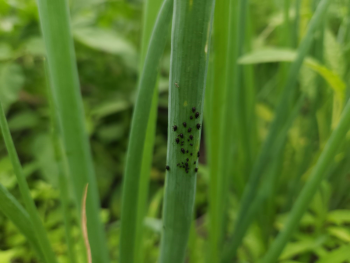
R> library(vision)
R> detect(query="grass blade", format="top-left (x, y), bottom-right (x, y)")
top-left (206, 0), bottom-right (231, 261)
top-left (0, 184), bottom-right (45, 262)
top-left (35, 1), bottom-right (110, 262)
top-left (159, 0), bottom-right (215, 262)
top-left (225, 0), bottom-right (332, 259)
top-left (261, 98), bottom-right (350, 263)
top-left (0, 101), bottom-right (57, 263)
top-left (119, 0), bottom-right (173, 262)
top-left (134, 1), bottom-right (163, 262)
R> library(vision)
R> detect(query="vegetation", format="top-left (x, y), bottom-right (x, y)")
top-left (1, 0), bottom-right (350, 263)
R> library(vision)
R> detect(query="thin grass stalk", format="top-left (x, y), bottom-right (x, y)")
top-left (293, 0), bottom-right (301, 48)
top-left (51, 109), bottom-right (78, 263)
top-left (207, 0), bottom-right (230, 261)
top-left (119, 0), bottom-right (173, 262)
top-left (222, 95), bottom-right (305, 262)
top-left (0, 101), bottom-right (57, 263)
top-left (0, 184), bottom-right (45, 262)
top-left (36, 1), bottom-right (110, 262)
top-left (209, 0), bottom-right (249, 260)
top-left (225, 0), bottom-right (331, 257)
top-left (37, 0), bottom-right (109, 263)
top-left (230, 0), bottom-right (250, 178)
top-left (44, 60), bottom-right (78, 263)
top-left (260, 98), bottom-right (350, 263)
top-left (159, 0), bottom-right (215, 262)
top-left (134, 0), bottom-right (163, 261)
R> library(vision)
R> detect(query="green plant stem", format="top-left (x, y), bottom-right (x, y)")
top-left (159, 0), bottom-right (215, 262)
top-left (222, 96), bottom-right (305, 262)
top-left (36, 0), bottom-right (109, 262)
top-left (207, 0), bottom-right (231, 261)
top-left (261, 99), bottom-right (350, 263)
top-left (0, 101), bottom-right (57, 263)
top-left (225, 0), bottom-right (331, 258)
top-left (0, 184), bottom-right (45, 262)
top-left (44, 59), bottom-right (78, 263)
top-left (135, 0), bottom-right (163, 262)
top-left (119, 0), bottom-right (173, 262)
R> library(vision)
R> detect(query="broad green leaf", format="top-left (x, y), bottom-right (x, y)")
top-left (73, 27), bottom-right (138, 70)
top-left (327, 210), bottom-right (350, 225)
top-left (316, 245), bottom-right (350, 263)
top-left (327, 226), bottom-right (350, 242)
top-left (280, 236), bottom-right (326, 260)
top-left (0, 63), bottom-right (25, 111)
top-left (0, 43), bottom-right (13, 60)
top-left (239, 48), bottom-right (345, 102)
top-left (239, 47), bottom-right (345, 126)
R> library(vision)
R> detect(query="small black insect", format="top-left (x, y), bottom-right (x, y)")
top-left (190, 153), bottom-right (193, 156)
top-left (190, 116), bottom-right (193, 120)
top-left (186, 158), bottom-right (189, 162)
top-left (166, 165), bottom-right (170, 171)
top-left (195, 112), bottom-right (200, 118)
top-left (183, 122), bottom-right (187, 127)
top-left (179, 134), bottom-right (184, 138)
top-left (195, 168), bottom-right (198, 172)
top-left (190, 143), bottom-right (193, 146)
top-left (196, 124), bottom-right (201, 130)
top-left (192, 107), bottom-right (196, 113)
top-left (186, 150), bottom-right (189, 153)
top-left (188, 128), bottom-right (192, 132)
top-left (189, 135), bottom-right (193, 140)
top-left (193, 161), bottom-right (196, 164)
top-left (177, 163), bottom-right (180, 166)
top-left (173, 125), bottom-right (177, 131)
top-left (197, 152), bottom-right (200, 157)
top-left (176, 138), bottom-right (180, 144)
top-left (181, 148), bottom-right (185, 154)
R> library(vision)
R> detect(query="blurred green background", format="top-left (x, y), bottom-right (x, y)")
top-left (1, 0), bottom-right (350, 262)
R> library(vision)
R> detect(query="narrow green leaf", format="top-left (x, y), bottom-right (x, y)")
top-left (261, 84), bottom-right (350, 263)
top-left (159, 0), bottom-right (215, 262)
top-left (225, 0), bottom-right (332, 260)
top-left (35, 0), bottom-right (110, 262)
top-left (0, 101), bottom-right (57, 263)
top-left (0, 184), bottom-right (45, 262)
top-left (119, 0), bottom-right (173, 262)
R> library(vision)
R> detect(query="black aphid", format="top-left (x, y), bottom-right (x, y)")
top-left (195, 112), bottom-right (200, 118)
top-left (173, 125), bottom-right (177, 131)
top-left (189, 135), bottom-right (193, 140)
top-left (190, 153), bottom-right (193, 156)
top-left (193, 161), bottom-right (196, 164)
top-left (188, 128), bottom-right (192, 132)
top-left (183, 122), bottom-right (187, 127)
top-left (187, 139), bottom-right (189, 142)
top-left (179, 134), bottom-right (184, 138)
top-left (166, 165), bottom-right (170, 171)
top-left (176, 138), bottom-right (180, 144)
top-left (195, 168), bottom-right (198, 172)
top-left (186, 158), bottom-right (189, 162)
top-left (197, 152), bottom-right (200, 157)
top-left (190, 116), bottom-right (193, 119)
top-left (192, 107), bottom-right (196, 113)
top-left (181, 148), bottom-right (185, 154)
top-left (196, 124), bottom-right (201, 130)
top-left (190, 143), bottom-right (193, 146)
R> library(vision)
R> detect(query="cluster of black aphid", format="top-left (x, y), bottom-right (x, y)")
top-left (166, 106), bottom-right (201, 174)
